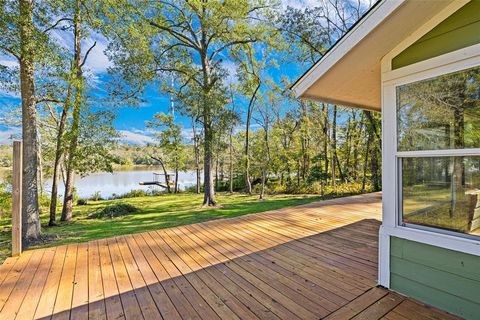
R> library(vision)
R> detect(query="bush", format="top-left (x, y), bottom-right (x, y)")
top-left (0, 182), bottom-right (11, 218)
top-left (77, 198), bottom-right (88, 206)
top-left (87, 203), bottom-right (138, 219)
top-left (89, 191), bottom-right (103, 201)
top-left (38, 193), bottom-right (53, 214)
top-left (264, 180), bottom-right (370, 196)
top-left (108, 188), bottom-right (168, 200)
top-left (111, 189), bottom-right (147, 199)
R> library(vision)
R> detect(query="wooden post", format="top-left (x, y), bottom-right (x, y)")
top-left (12, 140), bottom-right (22, 256)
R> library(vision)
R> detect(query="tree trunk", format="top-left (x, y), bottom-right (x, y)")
top-left (37, 129), bottom-right (44, 196)
top-left (215, 155), bottom-right (219, 191)
top-left (174, 168), bottom-right (179, 193)
top-left (19, 0), bottom-right (40, 243)
top-left (61, 0), bottom-right (83, 221)
top-left (362, 131), bottom-right (371, 192)
top-left (331, 106), bottom-right (337, 187)
top-left (322, 104), bottom-right (329, 183)
top-left (300, 101), bottom-right (309, 182)
top-left (244, 83), bottom-right (259, 195)
top-left (371, 146), bottom-right (380, 191)
top-left (49, 81), bottom-right (72, 226)
top-left (259, 119), bottom-right (270, 200)
top-left (260, 169), bottom-right (267, 200)
top-left (200, 43), bottom-right (216, 206)
top-left (192, 120), bottom-right (201, 194)
top-left (229, 130), bottom-right (234, 193)
top-left (203, 122), bottom-right (216, 206)
top-left (245, 120), bottom-right (252, 194)
top-left (451, 106), bottom-right (465, 216)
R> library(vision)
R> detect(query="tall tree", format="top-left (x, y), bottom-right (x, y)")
top-left (19, 0), bottom-right (41, 239)
top-left (234, 45), bottom-right (262, 194)
top-left (147, 113), bottom-right (187, 193)
top-left (256, 92), bottom-right (276, 199)
top-left (0, 0), bottom-right (56, 242)
top-left (61, 0), bottom-right (97, 221)
top-left (104, 0), bottom-right (275, 205)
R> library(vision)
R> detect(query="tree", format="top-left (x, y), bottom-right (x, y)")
top-left (147, 113), bottom-right (187, 193)
top-left (233, 44), bottom-right (263, 194)
top-left (0, 0), bottom-right (56, 242)
top-left (103, 0), bottom-right (275, 205)
top-left (256, 91), bottom-right (276, 199)
top-left (58, 0), bottom-right (98, 221)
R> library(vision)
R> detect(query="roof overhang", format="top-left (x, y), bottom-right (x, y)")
top-left (292, 0), bottom-right (456, 112)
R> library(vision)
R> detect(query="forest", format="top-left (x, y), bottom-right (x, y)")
top-left (0, 0), bottom-right (380, 248)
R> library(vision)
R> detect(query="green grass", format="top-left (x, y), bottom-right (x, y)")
top-left (0, 192), bottom-right (326, 263)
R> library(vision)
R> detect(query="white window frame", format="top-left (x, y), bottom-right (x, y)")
top-left (379, 44), bottom-right (480, 287)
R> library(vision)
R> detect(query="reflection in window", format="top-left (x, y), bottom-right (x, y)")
top-left (397, 66), bottom-right (480, 151)
top-left (402, 156), bottom-right (480, 236)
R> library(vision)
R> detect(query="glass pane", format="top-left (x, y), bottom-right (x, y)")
top-left (397, 66), bottom-right (480, 151)
top-left (402, 156), bottom-right (480, 237)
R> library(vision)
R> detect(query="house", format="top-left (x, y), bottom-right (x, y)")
top-left (292, 0), bottom-right (480, 319)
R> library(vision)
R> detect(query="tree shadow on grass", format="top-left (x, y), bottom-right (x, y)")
top-left (35, 194), bottom-right (325, 250)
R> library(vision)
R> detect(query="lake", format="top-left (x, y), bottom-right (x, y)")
top-left (44, 166), bottom-right (201, 199)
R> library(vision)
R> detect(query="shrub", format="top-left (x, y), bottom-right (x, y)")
top-left (111, 189), bottom-right (147, 199)
top-left (265, 180), bottom-right (370, 196)
top-left (89, 191), bottom-right (103, 201)
top-left (77, 198), bottom-right (88, 206)
top-left (108, 188), bottom-right (168, 200)
top-left (38, 193), bottom-right (53, 214)
top-left (87, 203), bottom-right (138, 219)
top-left (0, 182), bottom-right (11, 218)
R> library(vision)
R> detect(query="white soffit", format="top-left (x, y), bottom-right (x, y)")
top-left (292, 0), bottom-right (454, 111)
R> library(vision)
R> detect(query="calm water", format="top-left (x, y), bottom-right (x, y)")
top-left (45, 167), bottom-right (200, 199)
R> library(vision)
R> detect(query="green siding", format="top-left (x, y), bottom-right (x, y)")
top-left (392, 0), bottom-right (480, 69)
top-left (390, 237), bottom-right (480, 319)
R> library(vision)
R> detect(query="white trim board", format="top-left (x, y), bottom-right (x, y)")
top-left (380, 0), bottom-right (469, 73)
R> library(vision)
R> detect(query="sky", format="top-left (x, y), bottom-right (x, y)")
top-left (0, 0), bottom-right (373, 145)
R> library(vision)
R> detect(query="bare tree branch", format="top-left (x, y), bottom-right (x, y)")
top-left (0, 45), bottom-right (20, 61)
top-left (209, 38), bottom-right (257, 61)
top-left (149, 21), bottom-right (199, 50)
top-left (79, 41), bottom-right (97, 68)
top-left (43, 18), bottom-right (73, 33)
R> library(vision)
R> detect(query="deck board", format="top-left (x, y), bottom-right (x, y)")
top-left (0, 192), bottom-right (463, 319)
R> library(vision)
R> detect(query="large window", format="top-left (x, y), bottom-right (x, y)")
top-left (397, 65), bottom-right (480, 238)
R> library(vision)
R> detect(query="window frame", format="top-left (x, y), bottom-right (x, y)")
top-left (381, 43), bottom-right (480, 260)
top-left (394, 59), bottom-right (480, 240)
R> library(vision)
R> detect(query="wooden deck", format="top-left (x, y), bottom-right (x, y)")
top-left (0, 193), bottom-right (461, 320)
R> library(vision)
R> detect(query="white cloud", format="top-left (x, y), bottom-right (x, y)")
top-left (222, 60), bottom-right (238, 84)
top-left (83, 35), bottom-right (113, 74)
top-left (50, 29), bottom-right (112, 75)
top-left (0, 127), bottom-right (21, 144)
top-left (181, 128), bottom-right (194, 142)
top-left (281, 0), bottom-right (320, 10)
top-left (0, 57), bottom-right (18, 68)
top-left (117, 129), bottom-right (155, 145)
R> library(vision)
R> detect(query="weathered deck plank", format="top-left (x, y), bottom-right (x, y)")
top-left (0, 193), bottom-right (462, 319)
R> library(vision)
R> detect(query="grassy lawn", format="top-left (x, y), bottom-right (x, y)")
top-left (0, 192), bottom-right (325, 263)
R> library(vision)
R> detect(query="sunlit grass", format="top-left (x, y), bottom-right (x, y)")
top-left (0, 192), bottom-right (325, 263)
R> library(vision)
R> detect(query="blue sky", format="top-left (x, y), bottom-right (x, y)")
top-left (0, 36), bottom-right (305, 145)
top-left (0, 0), bottom-right (372, 145)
